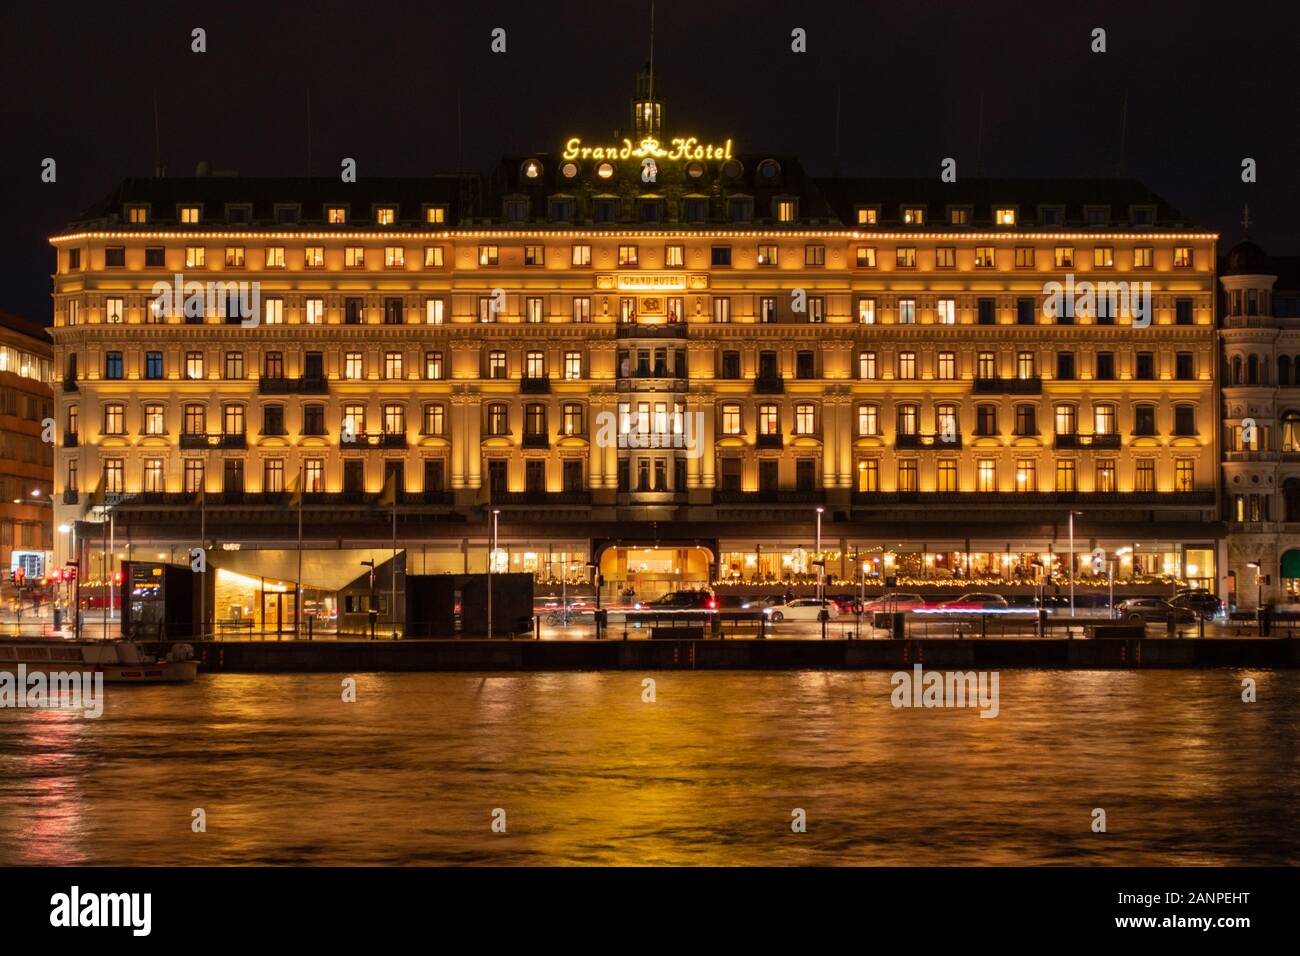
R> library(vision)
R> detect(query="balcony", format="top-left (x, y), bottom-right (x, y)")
top-left (62, 433), bottom-right (79, 448)
top-left (755, 433), bottom-right (784, 450)
top-left (615, 322), bottom-right (689, 339)
top-left (520, 376), bottom-right (551, 394)
top-left (973, 376), bottom-right (1042, 395)
top-left (380, 433), bottom-right (408, 449)
top-left (521, 433), bottom-right (550, 450)
top-left (714, 489), bottom-right (826, 505)
top-left (616, 376), bottom-right (689, 393)
top-left (179, 433), bottom-right (247, 450)
top-left (490, 490), bottom-right (592, 506)
top-left (1054, 433), bottom-right (1121, 450)
top-left (219, 433), bottom-right (247, 449)
top-left (258, 376), bottom-right (329, 395)
top-left (754, 375), bottom-right (785, 394)
top-left (896, 433), bottom-right (963, 450)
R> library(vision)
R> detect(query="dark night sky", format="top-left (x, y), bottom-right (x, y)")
top-left (1, 0), bottom-right (1297, 324)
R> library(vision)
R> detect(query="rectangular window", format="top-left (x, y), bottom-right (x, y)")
top-left (936, 299), bottom-right (955, 325)
top-left (1015, 247), bottom-right (1035, 268)
top-left (572, 297), bottom-right (591, 323)
top-left (1055, 460), bottom-right (1076, 493)
top-left (937, 352), bottom-right (956, 380)
top-left (897, 460), bottom-right (918, 493)
top-left (974, 246), bottom-right (995, 268)
top-left (977, 459), bottom-right (996, 492)
top-left (1054, 246), bottom-right (1074, 268)
top-left (1134, 247), bottom-right (1153, 268)
top-left (345, 247), bottom-right (365, 268)
top-left (265, 247), bottom-right (285, 268)
top-left (896, 247), bottom-right (917, 268)
top-left (1135, 459), bottom-right (1155, 492)
top-left (856, 247), bottom-right (876, 268)
top-left (1173, 246), bottom-right (1193, 268)
top-left (804, 245), bottom-right (825, 267)
top-left (524, 245), bottom-right (544, 267)
top-left (935, 247), bottom-right (956, 269)
top-left (858, 460), bottom-right (879, 493)
top-left (898, 299), bottom-right (916, 324)
top-left (618, 245), bottom-right (639, 266)
top-left (1093, 246), bottom-right (1114, 268)
top-left (756, 244), bottom-right (777, 267)
top-left (478, 245), bottom-right (499, 266)
top-left (1095, 460), bottom-right (1116, 493)
top-left (858, 352), bottom-right (877, 379)
top-left (712, 297), bottom-right (731, 324)
top-left (305, 298), bottom-right (325, 325)
top-left (858, 298), bottom-right (877, 324)
top-left (857, 405), bottom-right (878, 436)
top-left (1174, 459), bottom-right (1194, 491)
top-left (1015, 459), bottom-right (1036, 492)
top-left (305, 246), bottom-right (324, 268)
top-left (936, 460), bottom-right (958, 493)
top-left (571, 244), bottom-right (591, 266)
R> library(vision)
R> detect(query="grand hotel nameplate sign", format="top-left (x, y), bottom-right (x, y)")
top-left (562, 135), bottom-right (735, 162)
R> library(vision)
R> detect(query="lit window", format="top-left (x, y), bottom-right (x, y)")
top-left (479, 245), bottom-right (499, 266)
top-left (936, 247), bottom-right (956, 268)
top-left (376, 207), bottom-right (396, 225)
top-left (524, 245), bottom-right (545, 266)
top-left (1134, 247), bottom-right (1153, 268)
top-left (385, 352), bottom-right (403, 380)
top-left (224, 246), bottom-right (244, 267)
top-left (385, 246), bottom-right (405, 268)
top-left (1015, 246), bottom-right (1035, 268)
top-left (1015, 460), bottom-right (1036, 492)
top-left (565, 352), bottom-right (582, 380)
top-left (898, 299), bottom-right (916, 325)
top-left (1174, 246), bottom-right (1193, 268)
top-left (857, 207), bottom-right (878, 225)
top-left (794, 403), bottom-right (816, 435)
top-left (776, 200), bottom-right (797, 222)
top-left (805, 245), bottom-right (825, 267)
top-left (858, 298), bottom-right (876, 324)
top-left (105, 297), bottom-right (124, 324)
top-left (618, 245), bottom-right (639, 266)
top-left (263, 299), bottom-right (284, 325)
top-left (665, 245), bottom-right (685, 267)
top-left (936, 299), bottom-right (956, 325)
top-left (128, 206), bottom-right (148, 223)
top-left (897, 351), bottom-right (917, 379)
top-left (937, 352), bottom-right (956, 379)
top-left (974, 246), bottom-right (995, 268)
top-left (949, 207), bottom-right (970, 225)
top-left (757, 244), bottom-right (777, 266)
top-left (344, 352), bottom-right (363, 380)
top-left (572, 244), bottom-right (591, 266)
top-left (995, 207), bottom-right (1016, 225)
top-left (901, 206), bottom-right (924, 225)
top-left (977, 460), bottom-right (996, 492)
top-left (758, 404), bottom-right (779, 435)
top-left (425, 299), bottom-right (444, 325)
top-left (327, 206), bottom-right (347, 224)
top-left (858, 352), bottom-right (877, 379)
top-left (345, 247), bottom-right (365, 268)
top-left (1054, 246), bottom-right (1074, 268)
top-left (424, 246), bottom-right (444, 267)
top-left (424, 404), bottom-right (445, 435)
top-left (856, 247), bottom-right (877, 268)
top-left (305, 246), bottom-right (324, 268)
top-left (1175, 459), bottom-right (1194, 492)
top-left (179, 206), bottom-right (200, 224)
top-left (425, 206), bottom-right (446, 224)
top-left (265, 247), bottom-right (285, 268)
top-left (896, 247), bottom-right (917, 268)
top-left (857, 405), bottom-right (878, 436)
top-left (572, 297), bottom-right (591, 323)
top-left (1093, 246), bottom-right (1114, 268)
top-left (722, 404), bottom-right (742, 435)
top-left (185, 246), bottom-right (205, 268)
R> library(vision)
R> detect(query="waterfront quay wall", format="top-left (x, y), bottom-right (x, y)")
top-left (182, 638), bottom-right (1300, 672)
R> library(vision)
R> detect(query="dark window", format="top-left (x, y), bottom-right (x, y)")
top-left (263, 405), bottom-right (286, 435)
top-left (1056, 352), bottom-right (1075, 381)
top-left (975, 405), bottom-right (998, 436)
top-left (562, 460), bottom-right (583, 492)
top-left (145, 352), bottom-right (163, 379)
top-left (68, 249), bottom-right (81, 269)
top-left (977, 298), bottom-right (996, 325)
top-left (720, 351), bottom-right (741, 379)
top-left (525, 461), bottom-right (545, 493)
top-left (795, 460), bottom-right (816, 491)
top-left (1134, 405), bottom-right (1156, 436)
top-left (104, 352), bottom-right (123, 379)
top-left (758, 351), bottom-right (778, 378)
top-left (1174, 406), bottom-right (1196, 436)
top-left (488, 460), bottom-right (508, 493)
top-left (344, 297), bottom-right (363, 325)
top-left (758, 459), bottom-right (778, 493)
top-left (343, 460), bottom-right (364, 493)
top-left (1096, 352), bottom-right (1115, 380)
top-left (1016, 297), bottom-right (1035, 325)
top-left (795, 351), bottom-right (815, 379)
top-left (223, 459), bottom-right (244, 493)
top-left (424, 459), bottom-right (445, 492)
top-left (1175, 299), bottom-right (1194, 326)
top-left (384, 298), bottom-right (403, 325)
top-left (720, 458), bottom-right (742, 492)
top-left (1175, 352), bottom-right (1195, 380)
top-left (1135, 352), bottom-right (1155, 380)
top-left (105, 247), bottom-right (125, 267)
top-left (683, 198), bottom-right (709, 223)
top-left (1015, 405), bottom-right (1037, 436)
top-left (303, 405), bottom-right (325, 435)
top-left (617, 459), bottom-right (630, 492)
top-left (711, 246), bottom-right (732, 267)
top-left (145, 247), bottom-right (165, 268)
top-left (304, 352), bottom-right (324, 381)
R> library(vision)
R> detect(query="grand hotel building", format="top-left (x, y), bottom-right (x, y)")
top-left (46, 80), bottom-right (1225, 627)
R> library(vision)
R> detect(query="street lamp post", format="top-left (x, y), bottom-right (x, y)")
top-left (1067, 510), bottom-right (1083, 618)
top-left (488, 508), bottom-right (500, 640)
top-left (815, 506), bottom-right (825, 603)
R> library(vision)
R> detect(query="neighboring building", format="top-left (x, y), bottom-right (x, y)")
top-left (1218, 239), bottom-right (1300, 608)
top-left (47, 73), bottom-right (1223, 631)
top-left (0, 310), bottom-right (55, 581)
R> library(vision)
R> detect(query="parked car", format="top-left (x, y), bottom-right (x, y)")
top-left (763, 598), bottom-right (841, 622)
top-left (862, 592), bottom-right (928, 612)
top-left (1169, 589), bottom-right (1224, 620)
top-left (937, 592), bottom-right (1009, 611)
top-left (635, 589), bottom-right (717, 611)
top-left (1114, 597), bottom-right (1196, 625)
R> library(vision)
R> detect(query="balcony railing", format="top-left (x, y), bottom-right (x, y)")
top-left (615, 322), bottom-right (689, 339)
top-left (754, 375), bottom-right (785, 394)
top-left (178, 433), bottom-right (246, 449)
top-left (258, 376), bottom-right (329, 395)
top-left (520, 376), bottom-right (551, 394)
top-left (380, 433), bottom-right (408, 449)
top-left (490, 490), bottom-right (592, 506)
top-left (521, 433), bottom-right (550, 450)
top-left (755, 433), bottom-right (784, 449)
top-left (1054, 433), bottom-right (1121, 450)
top-left (714, 489), bottom-right (826, 505)
top-left (896, 432), bottom-right (963, 450)
top-left (852, 490), bottom-right (1215, 507)
top-left (973, 376), bottom-right (1042, 395)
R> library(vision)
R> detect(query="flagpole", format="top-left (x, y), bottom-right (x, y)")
top-left (391, 495), bottom-right (397, 639)
top-left (199, 492), bottom-right (206, 641)
top-left (296, 466), bottom-right (303, 641)
top-left (101, 507), bottom-right (108, 641)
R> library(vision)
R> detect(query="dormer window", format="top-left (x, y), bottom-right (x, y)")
top-left (638, 198), bottom-right (664, 223)
top-left (683, 197), bottom-right (709, 223)
top-left (375, 206), bottom-right (396, 225)
top-left (226, 203), bottom-right (252, 224)
top-left (995, 206), bottom-right (1017, 226)
top-left (1038, 205), bottom-right (1064, 226)
top-left (856, 206), bottom-right (879, 226)
top-left (728, 198), bottom-right (754, 223)
top-left (179, 205), bottom-right (201, 224)
top-left (126, 205), bottom-right (149, 224)
top-left (274, 204), bottom-right (301, 224)
top-left (901, 206), bottom-right (924, 225)
top-left (774, 198), bottom-right (797, 222)
top-left (424, 205), bottom-right (447, 224)
top-left (593, 198), bottom-right (618, 223)
top-left (548, 198), bottom-right (575, 222)
top-left (1130, 205), bottom-right (1156, 226)
top-left (327, 205), bottom-right (348, 224)
top-left (947, 206), bottom-right (971, 225)
top-left (503, 197), bottom-right (530, 222)
top-left (1084, 205), bottom-right (1110, 227)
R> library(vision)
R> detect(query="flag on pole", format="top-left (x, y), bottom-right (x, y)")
top-left (473, 481), bottom-right (490, 507)
top-left (86, 473), bottom-right (106, 510)
top-left (288, 470), bottom-right (303, 509)
top-left (192, 481), bottom-right (205, 509)
top-left (378, 470), bottom-right (397, 508)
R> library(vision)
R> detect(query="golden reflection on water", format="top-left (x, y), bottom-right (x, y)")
top-left (0, 670), bottom-right (1296, 866)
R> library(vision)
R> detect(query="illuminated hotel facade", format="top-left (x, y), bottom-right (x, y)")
top-left (47, 79), bottom-right (1225, 625)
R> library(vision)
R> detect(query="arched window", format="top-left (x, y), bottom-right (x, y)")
top-left (1248, 354), bottom-right (1260, 385)
top-left (1279, 355), bottom-right (1291, 388)
top-left (1232, 356), bottom-right (1243, 385)
top-left (1282, 412), bottom-right (1300, 452)
top-left (1285, 479), bottom-right (1300, 523)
